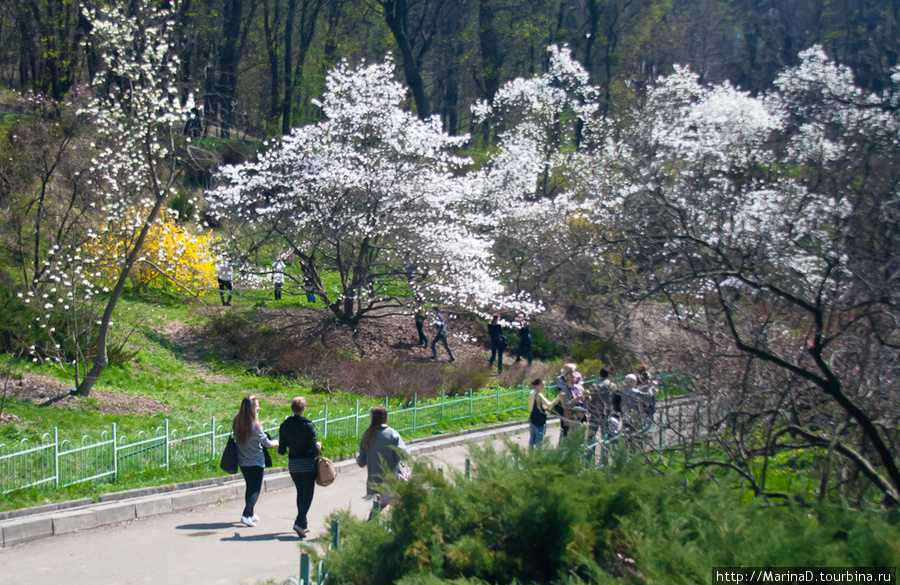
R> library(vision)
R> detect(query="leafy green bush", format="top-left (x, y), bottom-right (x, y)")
top-left (529, 326), bottom-right (564, 360)
top-left (324, 442), bottom-right (900, 585)
top-left (569, 333), bottom-right (619, 364)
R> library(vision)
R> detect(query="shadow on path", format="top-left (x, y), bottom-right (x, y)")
top-left (176, 522), bottom-right (235, 530)
top-left (220, 531), bottom-right (310, 543)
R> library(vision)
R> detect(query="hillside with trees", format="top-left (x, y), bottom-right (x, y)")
top-left (0, 0), bottom-right (898, 525)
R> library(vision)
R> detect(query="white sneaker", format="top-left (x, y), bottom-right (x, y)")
top-left (250, 514), bottom-right (260, 523)
top-left (240, 516), bottom-right (256, 527)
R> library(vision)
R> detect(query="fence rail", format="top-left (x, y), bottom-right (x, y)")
top-left (0, 378), bottom-right (581, 496)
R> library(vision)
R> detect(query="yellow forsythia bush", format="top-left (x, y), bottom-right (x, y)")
top-left (87, 208), bottom-right (219, 295)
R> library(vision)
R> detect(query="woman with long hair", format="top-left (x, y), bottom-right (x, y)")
top-left (233, 394), bottom-right (278, 527)
top-left (356, 406), bottom-right (409, 515)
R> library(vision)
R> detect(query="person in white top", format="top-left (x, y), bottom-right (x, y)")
top-left (272, 258), bottom-right (285, 300)
top-left (217, 258), bottom-right (234, 306)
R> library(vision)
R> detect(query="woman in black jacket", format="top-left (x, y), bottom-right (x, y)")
top-left (277, 396), bottom-right (320, 538)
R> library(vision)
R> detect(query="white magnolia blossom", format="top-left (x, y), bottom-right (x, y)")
top-left (210, 57), bottom-right (540, 321)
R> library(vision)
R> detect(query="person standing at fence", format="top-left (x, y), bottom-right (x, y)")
top-left (487, 313), bottom-right (506, 374)
top-left (585, 368), bottom-right (615, 450)
top-left (528, 378), bottom-right (559, 449)
top-left (556, 363), bottom-right (586, 445)
top-left (277, 396), bottom-right (320, 538)
top-left (431, 307), bottom-right (455, 362)
top-left (356, 406), bottom-right (410, 518)
top-left (233, 394), bottom-right (278, 527)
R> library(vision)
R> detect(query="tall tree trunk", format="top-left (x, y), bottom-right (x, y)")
top-left (477, 0), bottom-right (501, 103)
top-left (381, 0), bottom-right (431, 119)
top-left (281, 0), bottom-right (296, 134)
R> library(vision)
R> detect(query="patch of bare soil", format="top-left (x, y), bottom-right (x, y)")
top-left (2, 375), bottom-right (170, 418)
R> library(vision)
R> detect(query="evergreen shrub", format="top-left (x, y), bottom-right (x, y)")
top-left (324, 440), bottom-right (900, 585)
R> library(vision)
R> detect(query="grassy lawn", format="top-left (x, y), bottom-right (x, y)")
top-left (0, 289), bottom-right (528, 511)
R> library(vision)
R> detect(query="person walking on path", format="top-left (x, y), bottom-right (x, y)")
top-left (233, 394), bottom-right (278, 527)
top-left (217, 257), bottom-right (234, 306)
top-left (414, 306), bottom-right (429, 347)
top-left (513, 314), bottom-right (532, 366)
top-left (528, 378), bottom-right (560, 449)
top-left (356, 406), bottom-right (410, 517)
top-left (431, 307), bottom-right (455, 362)
top-left (272, 258), bottom-right (286, 301)
top-left (487, 313), bottom-right (506, 374)
top-left (277, 396), bottom-right (320, 538)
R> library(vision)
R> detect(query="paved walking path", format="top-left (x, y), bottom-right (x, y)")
top-left (0, 421), bottom-right (559, 585)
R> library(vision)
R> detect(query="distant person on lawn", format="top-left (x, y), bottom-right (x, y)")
top-left (272, 258), bottom-right (286, 301)
top-left (233, 394), bottom-right (278, 527)
top-left (217, 257), bottom-right (234, 306)
top-left (514, 314), bottom-right (532, 366)
top-left (488, 313), bottom-right (505, 374)
top-left (277, 396), bottom-right (320, 539)
top-left (414, 306), bottom-right (429, 347)
top-left (431, 307), bottom-right (455, 362)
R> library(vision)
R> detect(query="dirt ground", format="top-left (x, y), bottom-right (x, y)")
top-left (1, 375), bottom-right (170, 418)
top-left (3, 300), bottom-right (661, 423)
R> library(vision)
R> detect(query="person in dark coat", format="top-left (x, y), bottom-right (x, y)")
top-left (514, 314), bottom-right (532, 366)
top-left (277, 396), bottom-right (320, 538)
top-left (487, 313), bottom-right (505, 374)
top-left (414, 306), bottom-right (429, 346)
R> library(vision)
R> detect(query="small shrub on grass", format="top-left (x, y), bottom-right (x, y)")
top-left (440, 361), bottom-right (492, 396)
top-left (569, 333), bottom-right (620, 364)
top-left (529, 326), bottom-right (564, 360)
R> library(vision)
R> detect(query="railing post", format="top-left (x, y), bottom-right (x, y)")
top-left (331, 519), bottom-right (340, 550)
top-left (323, 404), bottom-right (328, 440)
top-left (441, 391), bottom-right (445, 422)
top-left (54, 427), bottom-right (59, 488)
top-left (413, 393), bottom-right (417, 430)
top-left (112, 422), bottom-right (118, 481)
top-left (165, 419), bottom-right (170, 469)
top-left (211, 417), bottom-right (216, 460)
top-left (497, 385), bottom-right (500, 413)
top-left (300, 551), bottom-right (311, 585)
top-left (469, 389), bottom-right (473, 417)
top-left (355, 400), bottom-right (359, 437)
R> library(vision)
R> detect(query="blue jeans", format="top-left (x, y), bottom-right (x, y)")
top-left (529, 423), bottom-right (546, 449)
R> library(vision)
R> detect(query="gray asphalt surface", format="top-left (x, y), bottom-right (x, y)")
top-left (0, 423), bottom-right (558, 585)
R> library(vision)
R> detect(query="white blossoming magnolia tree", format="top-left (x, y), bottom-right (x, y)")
top-left (209, 58), bottom-right (540, 326)
top-left (64, 0), bottom-right (196, 396)
top-left (470, 46), bottom-right (608, 304)
top-left (555, 48), bottom-right (900, 502)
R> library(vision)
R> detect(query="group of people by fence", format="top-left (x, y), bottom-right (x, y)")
top-left (230, 395), bottom-right (409, 538)
top-left (227, 361), bottom-right (660, 536)
top-left (527, 363), bottom-right (661, 450)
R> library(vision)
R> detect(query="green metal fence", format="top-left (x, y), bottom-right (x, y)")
top-left (0, 379), bottom-right (566, 495)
